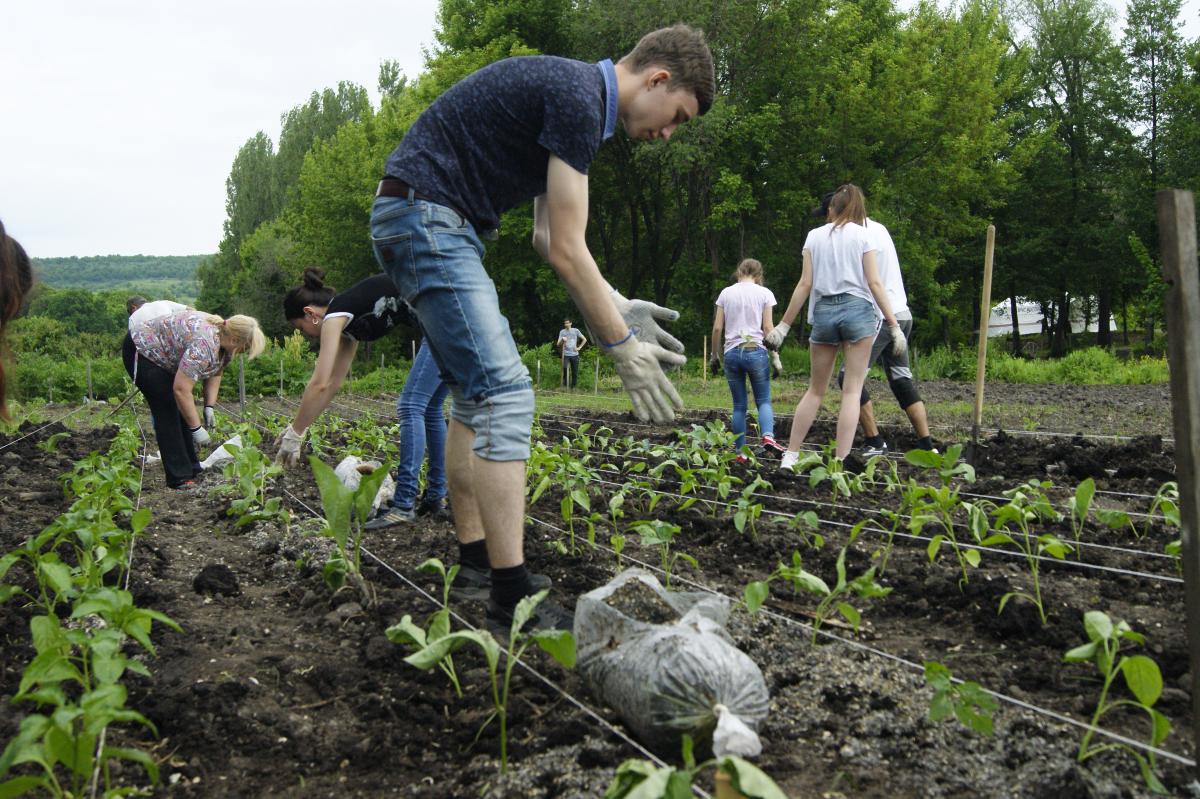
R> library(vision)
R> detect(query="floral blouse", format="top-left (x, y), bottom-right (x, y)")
top-left (130, 310), bottom-right (227, 380)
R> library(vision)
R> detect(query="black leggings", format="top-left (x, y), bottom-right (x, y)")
top-left (122, 334), bottom-right (200, 487)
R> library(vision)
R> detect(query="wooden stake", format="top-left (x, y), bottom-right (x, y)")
top-left (380, 353), bottom-right (385, 398)
top-left (972, 225), bottom-right (996, 441)
top-left (238, 356), bottom-right (246, 415)
top-left (594, 358), bottom-right (600, 395)
top-left (86, 358), bottom-right (93, 402)
top-left (703, 337), bottom-right (708, 383)
top-left (1156, 188), bottom-right (1200, 766)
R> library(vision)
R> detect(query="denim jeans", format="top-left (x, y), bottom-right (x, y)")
top-left (370, 196), bottom-right (533, 461)
top-left (810, 293), bottom-right (880, 345)
top-left (392, 342), bottom-right (450, 510)
top-left (723, 345), bottom-right (775, 448)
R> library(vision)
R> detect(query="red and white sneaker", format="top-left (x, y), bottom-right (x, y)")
top-left (762, 435), bottom-right (786, 454)
top-left (735, 454), bottom-right (750, 464)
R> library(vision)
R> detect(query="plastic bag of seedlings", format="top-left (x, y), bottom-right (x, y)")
top-left (333, 455), bottom-right (395, 513)
top-left (574, 568), bottom-right (769, 758)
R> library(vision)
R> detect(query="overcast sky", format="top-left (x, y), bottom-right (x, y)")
top-left (2, 0), bottom-right (1196, 258)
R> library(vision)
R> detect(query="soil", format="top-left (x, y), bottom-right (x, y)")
top-left (0, 381), bottom-right (1194, 799)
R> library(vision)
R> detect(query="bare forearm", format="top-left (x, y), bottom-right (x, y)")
top-left (175, 387), bottom-right (201, 429)
top-left (779, 281), bottom-right (811, 327)
top-left (550, 249), bottom-right (626, 346)
top-left (202, 375), bottom-right (221, 407)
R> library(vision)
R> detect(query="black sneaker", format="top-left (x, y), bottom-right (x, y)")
top-left (416, 496), bottom-right (451, 520)
top-left (450, 563), bottom-right (552, 601)
top-left (485, 596), bottom-right (574, 639)
top-left (840, 453), bottom-right (868, 474)
top-left (363, 506), bottom-right (416, 530)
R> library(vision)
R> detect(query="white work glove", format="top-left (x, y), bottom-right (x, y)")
top-left (203, 405), bottom-right (216, 428)
top-left (275, 424), bottom-right (305, 468)
top-left (888, 324), bottom-right (908, 356)
top-left (764, 322), bottom-right (790, 350)
top-left (191, 426), bottom-right (211, 446)
top-left (770, 349), bottom-right (783, 378)
top-left (606, 336), bottom-right (686, 424)
top-left (610, 290), bottom-right (685, 356)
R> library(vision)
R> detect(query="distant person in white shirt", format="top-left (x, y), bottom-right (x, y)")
top-left (127, 297), bottom-right (189, 331)
top-left (710, 258), bottom-right (786, 459)
top-left (834, 216), bottom-right (936, 455)
top-left (556, 319), bottom-right (587, 389)
top-left (766, 184), bottom-right (905, 466)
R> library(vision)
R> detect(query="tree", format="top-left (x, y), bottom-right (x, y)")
top-left (1122, 0), bottom-right (1185, 188)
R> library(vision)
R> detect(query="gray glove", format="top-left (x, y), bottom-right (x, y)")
top-left (611, 290), bottom-right (685, 355)
top-left (606, 337), bottom-right (686, 424)
top-left (770, 349), bottom-right (783, 378)
top-left (764, 322), bottom-right (790, 350)
top-left (191, 426), bottom-right (211, 446)
top-left (888, 324), bottom-right (908, 356)
top-left (203, 405), bottom-right (216, 428)
top-left (275, 424), bottom-right (305, 468)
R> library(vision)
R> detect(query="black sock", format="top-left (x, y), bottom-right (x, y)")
top-left (918, 436), bottom-right (934, 450)
top-left (459, 540), bottom-right (490, 570)
top-left (865, 435), bottom-right (885, 448)
top-left (490, 563), bottom-right (535, 607)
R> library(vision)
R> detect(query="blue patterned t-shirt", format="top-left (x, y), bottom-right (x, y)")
top-left (383, 56), bottom-right (613, 232)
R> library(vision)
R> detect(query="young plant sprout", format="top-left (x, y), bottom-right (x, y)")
top-left (386, 558), bottom-right (463, 697)
top-left (308, 455), bottom-right (391, 601)
top-left (985, 479), bottom-right (1071, 625)
top-left (399, 590), bottom-right (575, 774)
top-left (630, 520), bottom-right (696, 588)
top-left (1064, 611), bottom-right (1170, 794)
top-left (604, 735), bottom-right (787, 799)
top-left (923, 661), bottom-right (998, 736)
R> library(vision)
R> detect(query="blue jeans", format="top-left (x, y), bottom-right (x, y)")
top-left (810, 293), bottom-right (880, 345)
top-left (392, 343), bottom-right (450, 510)
top-left (370, 196), bottom-right (533, 461)
top-left (723, 345), bottom-right (775, 448)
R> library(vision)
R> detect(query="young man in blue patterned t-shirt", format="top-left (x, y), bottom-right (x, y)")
top-left (368, 25), bottom-right (714, 633)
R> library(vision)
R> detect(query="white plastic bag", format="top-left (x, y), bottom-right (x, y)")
top-left (574, 568), bottom-right (770, 757)
top-left (199, 435), bottom-right (241, 470)
top-left (333, 455), bottom-right (395, 514)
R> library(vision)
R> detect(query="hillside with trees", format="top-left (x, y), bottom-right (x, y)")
top-left (33, 254), bottom-right (205, 303)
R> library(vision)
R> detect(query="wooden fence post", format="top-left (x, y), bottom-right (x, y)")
top-left (238, 356), bottom-right (246, 416)
top-left (380, 353), bottom-right (385, 398)
top-left (1156, 188), bottom-right (1200, 767)
top-left (972, 225), bottom-right (996, 440)
top-left (594, 358), bottom-right (600, 396)
top-left (86, 358), bottom-right (93, 402)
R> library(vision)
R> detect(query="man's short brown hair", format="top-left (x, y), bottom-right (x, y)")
top-left (619, 24), bottom-right (715, 116)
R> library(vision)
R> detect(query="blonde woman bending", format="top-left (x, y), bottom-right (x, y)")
top-left (766, 185), bottom-right (905, 466)
top-left (124, 310), bottom-right (265, 489)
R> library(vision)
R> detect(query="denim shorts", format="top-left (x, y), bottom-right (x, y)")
top-left (369, 196), bottom-right (533, 462)
top-left (810, 293), bottom-right (881, 345)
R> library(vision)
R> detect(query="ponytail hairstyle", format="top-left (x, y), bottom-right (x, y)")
top-left (218, 315), bottom-right (266, 360)
top-left (0, 220), bottom-right (33, 422)
top-left (733, 258), bottom-right (764, 285)
top-left (283, 267), bottom-right (336, 322)
top-left (828, 184), bottom-right (867, 231)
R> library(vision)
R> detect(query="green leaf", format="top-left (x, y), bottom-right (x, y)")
top-left (1083, 611), bottom-right (1113, 643)
top-left (1150, 708), bottom-right (1171, 746)
top-left (130, 507), bottom-right (152, 536)
top-left (905, 449), bottom-right (942, 468)
top-left (38, 561), bottom-right (73, 599)
top-left (353, 464), bottom-right (390, 526)
top-left (927, 534), bottom-right (944, 562)
top-left (1073, 478), bottom-right (1095, 517)
top-left (964, 548), bottom-right (982, 568)
top-left (512, 589), bottom-right (549, 637)
top-left (532, 629), bottom-right (576, 668)
top-left (795, 572), bottom-right (829, 596)
top-left (928, 692), bottom-right (954, 722)
top-left (308, 456), bottom-right (352, 550)
top-left (18, 652), bottom-right (79, 695)
top-left (1120, 655), bottom-right (1163, 707)
top-left (570, 488), bottom-right (591, 513)
top-left (836, 602), bottom-right (861, 631)
top-left (0, 776), bottom-right (48, 798)
top-left (744, 581), bottom-right (770, 613)
top-left (719, 756), bottom-right (790, 799)
top-left (1064, 642), bottom-right (1099, 662)
top-left (733, 511), bottom-right (747, 533)
top-left (103, 745), bottom-right (160, 783)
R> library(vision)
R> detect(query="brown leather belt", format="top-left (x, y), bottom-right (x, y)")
top-left (376, 178), bottom-right (435, 201)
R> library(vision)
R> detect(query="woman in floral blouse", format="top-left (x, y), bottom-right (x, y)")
top-left (124, 310), bottom-right (265, 489)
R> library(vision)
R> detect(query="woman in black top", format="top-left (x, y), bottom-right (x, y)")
top-left (275, 268), bottom-right (418, 465)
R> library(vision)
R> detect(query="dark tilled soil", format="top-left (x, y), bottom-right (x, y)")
top-left (0, 381), bottom-right (1193, 798)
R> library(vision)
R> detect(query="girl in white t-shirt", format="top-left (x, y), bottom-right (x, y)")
top-left (767, 185), bottom-right (905, 464)
top-left (710, 259), bottom-right (786, 458)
